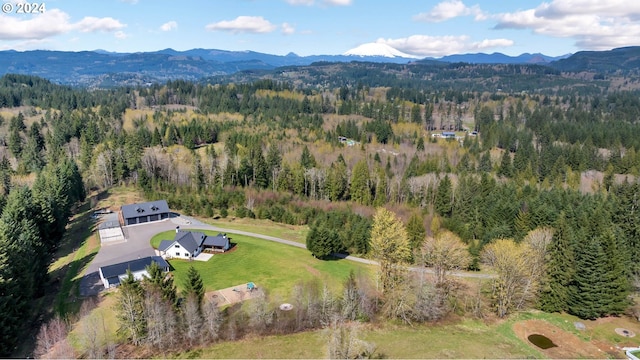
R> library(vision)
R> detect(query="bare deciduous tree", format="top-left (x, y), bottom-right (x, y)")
top-left (202, 298), bottom-right (223, 341)
top-left (482, 238), bottom-right (543, 317)
top-left (327, 318), bottom-right (377, 359)
top-left (182, 295), bottom-right (204, 346)
top-left (143, 288), bottom-right (177, 350)
top-left (247, 288), bottom-right (273, 335)
top-left (419, 230), bottom-right (471, 287)
top-left (34, 316), bottom-right (73, 359)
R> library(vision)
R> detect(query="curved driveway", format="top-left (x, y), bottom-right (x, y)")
top-left (80, 216), bottom-right (494, 296)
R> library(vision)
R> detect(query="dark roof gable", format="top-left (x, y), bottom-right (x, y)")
top-left (174, 231), bottom-right (206, 254)
top-left (121, 200), bottom-right (170, 220)
top-left (99, 256), bottom-right (169, 279)
top-left (203, 233), bottom-right (229, 247)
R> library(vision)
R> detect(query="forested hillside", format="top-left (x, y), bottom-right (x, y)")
top-left (1, 62), bottom-right (640, 356)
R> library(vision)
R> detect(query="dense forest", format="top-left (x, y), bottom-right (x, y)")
top-left (1, 60), bottom-right (640, 356)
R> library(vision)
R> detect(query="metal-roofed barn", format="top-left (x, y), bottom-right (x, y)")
top-left (120, 200), bottom-right (170, 226)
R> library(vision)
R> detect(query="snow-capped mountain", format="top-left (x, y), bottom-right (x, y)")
top-left (343, 43), bottom-right (420, 59)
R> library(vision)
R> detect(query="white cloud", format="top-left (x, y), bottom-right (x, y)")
top-left (160, 21), bottom-right (178, 32)
top-left (281, 23), bottom-right (295, 35)
top-left (375, 35), bottom-right (514, 57)
top-left (0, 9), bottom-right (125, 40)
top-left (494, 0), bottom-right (640, 50)
top-left (0, 39), bottom-right (50, 51)
top-left (414, 0), bottom-right (485, 22)
top-left (472, 38), bottom-right (514, 50)
top-left (206, 16), bottom-right (277, 34)
top-left (285, 0), bottom-right (351, 6)
top-left (74, 17), bottom-right (125, 33)
top-left (285, 0), bottom-right (314, 5)
top-left (323, 0), bottom-right (352, 5)
top-left (114, 31), bottom-right (128, 39)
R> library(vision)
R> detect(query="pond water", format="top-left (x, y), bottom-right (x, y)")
top-left (528, 334), bottom-right (557, 349)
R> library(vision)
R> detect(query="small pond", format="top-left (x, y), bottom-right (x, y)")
top-left (528, 334), bottom-right (557, 349)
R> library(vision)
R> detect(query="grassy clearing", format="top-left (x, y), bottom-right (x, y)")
top-left (151, 230), bottom-right (372, 298)
top-left (50, 199), bottom-right (101, 316)
top-left (68, 292), bottom-right (120, 355)
top-left (177, 331), bottom-right (327, 359)
top-left (91, 186), bottom-right (146, 211)
top-left (199, 217), bottom-right (309, 244)
top-left (178, 319), bottom-right (541, 359)
top-left (183, 311), bottom-right (640, 359)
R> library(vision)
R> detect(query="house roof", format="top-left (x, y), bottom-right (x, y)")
top-left (174, 231), bottom-right (206, 254)
top-left (158, 240), bottom-right (175, 252)
top-left (121, 200), bottom-right (170, 220)
top-left (99, 256), bottom-right (169, 280)
top-left (203, 233), bottom-right (229, 247)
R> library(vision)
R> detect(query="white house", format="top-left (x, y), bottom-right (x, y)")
top-left (158, 229), bottom-right (231, 260)
top-left (98, 256), bottom-right (169, 289)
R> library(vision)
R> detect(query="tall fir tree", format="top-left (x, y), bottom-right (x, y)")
top-left (350, 159), bottom-right (371, 205)
top-left (600, 228), bottom-right (630, 315)
top-left (568, 234), bottom-right (611, 320)
top-left (300, 145), bottom-right (316, 169)
top-left (434, 175), bottom-right (453, 217)
top-left (538, 213), bottom-right (575, 313)
top-left (406, 212), bottom-right (426, 252)
top-left (183, 265), bottom-right (205, 308)
top-left (144, 261), bottom-right (178, 308)
top-left (116, 271), bottom-right (147, 345)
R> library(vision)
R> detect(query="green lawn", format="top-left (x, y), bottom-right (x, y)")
top-left (177, 319), bottom-right (542, 359)
top-left (201, 217), bottom-right (309, 244)
top-left (151, 230), bottom-right (372, 298)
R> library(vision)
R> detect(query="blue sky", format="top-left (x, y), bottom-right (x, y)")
top-left (0, 0), bottom-right (638, 57)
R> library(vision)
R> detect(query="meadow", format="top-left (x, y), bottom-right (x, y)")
top-left (150, 230), bottom-right (373, 298)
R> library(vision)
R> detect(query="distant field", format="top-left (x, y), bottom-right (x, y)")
top-left (177, 311), bottom-right (640, 359)
top-left (151, 230), bottom-right (372, 298)
top-left (176, 319), bottom-right (541, 359)
top-left (199, 217), bottom-right (309, 244)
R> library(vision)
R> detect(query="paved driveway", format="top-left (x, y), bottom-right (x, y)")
top-left (79, 215), bottom-right (496, 296)
top-left (80, 215), bottom-right (304, 296)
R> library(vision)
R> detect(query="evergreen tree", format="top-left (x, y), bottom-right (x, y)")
top-left (8, 128), bottom-right (23, 159)
top-left (568, 235), bottom-right (611, 319)
top-left (327, 157), bottom-right (348, 201)
top-left (416, 137), bottom-right (425, 151)
top-left (512, 144), bottom-right (530, 174)
top-left (434, 175), bottom-right (452, 217)
top-left (478, 151), bottom-right (492, 172)
top-left (266, 145), bottom-right (282, 173)
top-left (306, 225), bottom-right (341, 259)
top-left (350, 159), bottom-right (371, 205)
top-left (183, 265), bottom-right (205, 308)
top-left (600, 228), bottom-right (630, 315)
top-left (300, 145), bottom-right (316, 169)
top-left (497, 150), bottom-right (513, 178)
top-left (538, 213), bottom-right (574, 313)
top-left (253, 152), bottom-right (269, 189)
top-left (144, 261), bottom-right (178, 308)
top-left (116, 271), bottom-right (147, 345)
top-left (406, 212), bottom-right (426, 252)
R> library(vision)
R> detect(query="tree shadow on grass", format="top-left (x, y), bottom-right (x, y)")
top-left (17, 195), bottom-right (104, 358)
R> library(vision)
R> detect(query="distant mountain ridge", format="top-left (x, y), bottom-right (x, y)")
top-left (550, 46), bottom-right (640, 72)
top-left (434, 52), bottom-right (570, 64)
top-left (0, 46), bottom-right (636, 88)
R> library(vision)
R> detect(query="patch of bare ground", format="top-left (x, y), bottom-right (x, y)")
top-left (304, 264), bottom-right (321, 277)
top-left (513, 319), bottom-right (606, 359)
